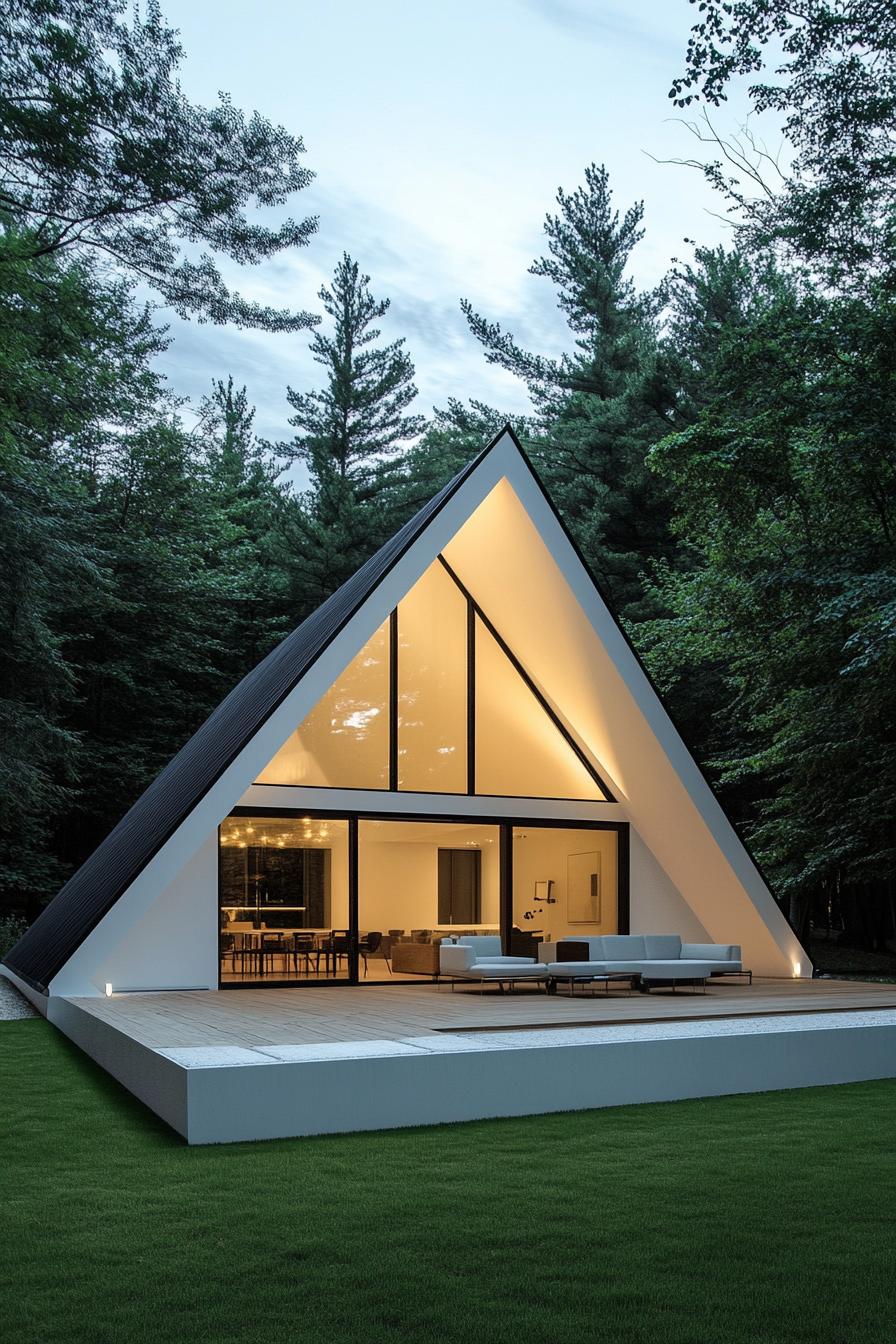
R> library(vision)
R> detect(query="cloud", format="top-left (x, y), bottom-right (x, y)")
top-left (518, 0), bottom-right (681, 59)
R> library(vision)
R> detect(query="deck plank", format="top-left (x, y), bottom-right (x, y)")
top-left (64, 978), bottom-right (896, 1050)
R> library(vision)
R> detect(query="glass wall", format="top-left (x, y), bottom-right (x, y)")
top-left (219, 815), bottom-right (350, 983)
top-left (511, 825), bottom-right (618, 953)
top-left (397, 560), bottom-right (467, 793)
top-left (358, 819), bottom-right (499, 981)
top-left (257, 622), bottom-right (390, 789)
top-left (475, 619), bottom-right (599, 800)
top-left (254, 554), bottom-right (606, 801)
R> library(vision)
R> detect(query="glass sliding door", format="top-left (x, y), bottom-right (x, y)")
top-left (511, 825), bottom-right (618, 955)
top-left (357, 819), bottom-right (500, 981)
top-left (219, 814), bottom-right (351, 984)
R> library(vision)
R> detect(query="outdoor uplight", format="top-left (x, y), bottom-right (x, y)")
top-left (104, 983), bottom-right (113, 997)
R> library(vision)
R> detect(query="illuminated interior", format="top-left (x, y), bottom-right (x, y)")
top-left (512, 826), bottom-right (618, 943)
top-left (358, 819), bottom-right (500, 981)
top-left (218, 812), bottom-right (617, 984)
top-left (256, 621), bottom-right (390, 789)
top-left (397, 558), bottom-right (467, 793)
top-left (219, 815), bottom-right (350, 983)
top-left (255, 557), bottom-right (607, 801)
top-left (474, 618), bottom-right (599, 800)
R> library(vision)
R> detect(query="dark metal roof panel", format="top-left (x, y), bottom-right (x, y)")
top-left (3, 442), bottom-right (493, 993)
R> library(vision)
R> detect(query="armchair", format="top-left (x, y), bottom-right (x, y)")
top-left (438, 935), bottom-right (548, 986)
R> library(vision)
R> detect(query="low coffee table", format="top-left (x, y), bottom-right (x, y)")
top-left (547, 971), bottom-right (638, 998)
top-left (638, 959), bottom-right (717, 993)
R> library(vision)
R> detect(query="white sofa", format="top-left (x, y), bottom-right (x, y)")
top-left (439, 936), bottom-right (549, 986)
top-left (538, 934), bottom-right (747, 990)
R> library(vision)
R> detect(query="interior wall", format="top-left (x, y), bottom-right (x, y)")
top-left (359, 824), bottom-right (499, 933)
top-left (512, 827), bottom-right (619, 941)
top-left (327, 838), bottom-right (350, 930)
top-left (359, 841), bottom-right (436, 931)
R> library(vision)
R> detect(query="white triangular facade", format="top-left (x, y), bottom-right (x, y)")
top-left (47, 432), bottom-right (808, 996)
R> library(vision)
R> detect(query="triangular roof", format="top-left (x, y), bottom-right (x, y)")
top-left (4, 427), bottom-right (807, 994)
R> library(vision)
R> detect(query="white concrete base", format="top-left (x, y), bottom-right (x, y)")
top-left (47, 998), bottom-right (896, 1144)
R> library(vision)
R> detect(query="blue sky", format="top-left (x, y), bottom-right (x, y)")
top-left (156, 0), bottom-right (760, 446)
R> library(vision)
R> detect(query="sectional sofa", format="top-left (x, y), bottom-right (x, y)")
top-left (539, 934), bottom-right (748, 990)
top-left (438, 936), bottom-right (549, 986)
top-left (436, 933), bottom-right (748, 992)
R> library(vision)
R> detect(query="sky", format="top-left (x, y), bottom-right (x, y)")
top-left (155, 0), bottom-right (762, 448)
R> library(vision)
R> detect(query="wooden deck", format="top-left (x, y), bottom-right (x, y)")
top-left (66, 977), bottom-right (896, 1050)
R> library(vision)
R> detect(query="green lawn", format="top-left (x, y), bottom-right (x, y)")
top-left (2, 1019), bottom-right (894, 1344)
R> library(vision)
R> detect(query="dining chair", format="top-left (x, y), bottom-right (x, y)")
top-left (260, 931), bottom-right (289, 977)
top-left (358, 931), bottom-right (386, 977)
top-left (329, 929), bottom-right (351, 972)
top-left (292, 932), bottom-right (317, 977)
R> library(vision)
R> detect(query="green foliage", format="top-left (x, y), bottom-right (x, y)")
top-left (0, 913), bottom-right (27, 960)
top-left (0, 0), bottom-right (318, 327)
top-left (670, 0), bottom-right (896, 287)
top-left (463, 164), bottom-right (679, 618)
top-left (0, 237), bottom-right (298, 906)
top-left (635, 1), bottom-right (896, 935)
top-left (284, 253), bottom-right (424, 612)
top-left (399, 398), bottom-right (516, 510)
top-left (643, 270), bottom-right (896, 918)
top-left (0, 7), bottom-right (309, 913)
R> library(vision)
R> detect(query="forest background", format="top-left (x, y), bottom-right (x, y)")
top-left (1, 0), bottom-right (893, 973)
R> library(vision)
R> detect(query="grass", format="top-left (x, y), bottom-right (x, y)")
top-left (2, 1019), bottom-right (894, 1344)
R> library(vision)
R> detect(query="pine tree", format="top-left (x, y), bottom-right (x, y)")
top-left (462, 165), bottom-right (678, 618)
top-left (197, 377), bottom-right (293, 672)
top-left (284, 254), bottom-right (424, 613)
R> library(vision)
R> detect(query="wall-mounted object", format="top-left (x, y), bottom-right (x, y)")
top-left (568, 851), bottom-right (601, 923)
top-left (534, 879), bottom-right (556, 904)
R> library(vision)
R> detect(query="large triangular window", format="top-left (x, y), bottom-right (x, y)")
top-left (473, 616), bottom-right (601, 800)
top-left (397, 558), bottom-right (467, 793)
top-left (255, 558), bottom-right (611, 801)
top-left (256, 620), bottom-right (390, 789)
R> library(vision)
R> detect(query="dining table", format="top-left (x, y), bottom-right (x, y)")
top-left (224, 928), bottom-right (347, 977)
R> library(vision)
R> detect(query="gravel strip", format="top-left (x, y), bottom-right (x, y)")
top-left (0, 978), bottom-right (39, 1020)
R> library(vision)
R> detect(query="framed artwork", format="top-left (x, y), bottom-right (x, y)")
top-left (567, 851), bottom-right (601, 923)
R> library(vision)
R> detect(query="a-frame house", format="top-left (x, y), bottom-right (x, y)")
top-left (2, 427), bottom-right (809, 1007)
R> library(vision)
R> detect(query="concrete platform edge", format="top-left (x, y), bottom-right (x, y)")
top-left (49, 998), bottom-right (189, 1138)
top-left (183, 1020), bottom-right (896, 1143)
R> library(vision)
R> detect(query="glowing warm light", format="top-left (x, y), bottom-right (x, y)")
top-left (792, 961), bottom-right (802, 977)
top-left (104, 983), bottom-right (113, 997)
